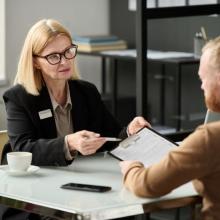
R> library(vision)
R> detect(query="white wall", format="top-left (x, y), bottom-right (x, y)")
top-left (0, 0), bottom-right (110, 130)
top-left (6, 0), bottom-right (110, 86)
top-left (0, 0), bottom-right (5, 80)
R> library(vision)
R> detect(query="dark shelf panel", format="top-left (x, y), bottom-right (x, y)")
top-left (145, 4), bottom-right (220, 19)
top-left (136, 0), bottom-right (220, 129)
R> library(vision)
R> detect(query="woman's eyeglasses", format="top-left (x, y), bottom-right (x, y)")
top-left (34, 44), bottom-right (78, 65)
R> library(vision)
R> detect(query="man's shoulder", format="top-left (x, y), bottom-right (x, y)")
top-left (203, 120), bottom-right (220, 134)
top-left (191, 121), bottom-right (220, 148)
top-left (198, 120), bottom-right (220, 131)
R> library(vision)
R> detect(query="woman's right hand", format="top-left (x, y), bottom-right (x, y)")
top-left (66, 130), bottom-right (107, 155)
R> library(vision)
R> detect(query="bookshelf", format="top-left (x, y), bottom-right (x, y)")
top-left (78, 50), bottom-right (200, 131)
top-left (135, 0), bottom-right (220, 129)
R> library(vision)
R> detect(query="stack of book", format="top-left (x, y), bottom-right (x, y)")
top-left (73, 35), bottom-right (127, 52)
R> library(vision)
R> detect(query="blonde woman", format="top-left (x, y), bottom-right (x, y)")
top-left (3, 19), bottom-right (148, 165)
top-left (2, 19), bottom-right (148, 220)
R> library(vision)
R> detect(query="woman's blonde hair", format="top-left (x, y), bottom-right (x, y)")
top-left (14, 19), bottom-right (80, 95)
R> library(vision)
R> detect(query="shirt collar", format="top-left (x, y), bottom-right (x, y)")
top-left (48, 83), bottom-right (72, 111)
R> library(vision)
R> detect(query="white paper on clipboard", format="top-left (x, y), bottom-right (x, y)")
top-left (110, 127), bottom-right (178, 167)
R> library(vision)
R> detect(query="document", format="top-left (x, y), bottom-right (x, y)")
top-left (100, 49), bottom-right (194, 59)
top-left (109, 127), bottom-right (178, 167)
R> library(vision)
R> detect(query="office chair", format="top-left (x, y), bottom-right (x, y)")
top-left (0, 130), bottom-right (8, 164)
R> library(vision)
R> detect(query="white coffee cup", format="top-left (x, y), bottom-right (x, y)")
top-left (7, 152), bottom-right (32, 172)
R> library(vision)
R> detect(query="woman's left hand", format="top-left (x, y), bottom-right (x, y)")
top-left (127, 116), bottom-right (151, 135)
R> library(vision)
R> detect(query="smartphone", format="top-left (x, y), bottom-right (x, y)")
top-left (61, 183), bottom-right (112, 192)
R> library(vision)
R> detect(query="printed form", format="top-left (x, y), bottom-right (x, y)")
top-left (110, 127), bottom-right (178, 167)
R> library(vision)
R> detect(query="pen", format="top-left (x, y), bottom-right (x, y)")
top-left (201, 26), bottom-right (208, 42)
top-left (104, 137), bottom-right (122, 142)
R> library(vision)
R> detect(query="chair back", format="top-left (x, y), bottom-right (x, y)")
top-left (0, 130), bottom-right (8, 163)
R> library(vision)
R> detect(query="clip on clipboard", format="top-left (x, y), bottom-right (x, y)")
top-left (108, 127), bottom-right (178, 166)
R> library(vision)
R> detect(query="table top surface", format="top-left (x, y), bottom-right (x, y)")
top-left (0, 153), bottom-right (199, 220)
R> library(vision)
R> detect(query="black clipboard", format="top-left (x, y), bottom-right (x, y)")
top-left (108, 126), bottom-right (178, 166)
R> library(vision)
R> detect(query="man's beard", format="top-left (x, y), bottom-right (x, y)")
top-left (205, 91), bottom-right (220, 112)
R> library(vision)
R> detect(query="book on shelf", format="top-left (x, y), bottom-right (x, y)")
top-left (73, 34), bottom-right (127, 52)
top-left (76, 40), bottom-right (127, 52)
top-left (73, 35), bottom-right (119, 43)
top-left (78, 44), bottom-right (127, 52)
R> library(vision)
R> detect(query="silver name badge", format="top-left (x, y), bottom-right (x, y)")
top-left (38, 109), bottom-right (52, 120)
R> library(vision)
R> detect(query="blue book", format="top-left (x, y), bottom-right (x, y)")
top-left (73, 35), bottom-right (119, 43)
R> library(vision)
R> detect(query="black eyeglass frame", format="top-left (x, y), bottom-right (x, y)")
top-left (33, 44), bottom-right (78, 65)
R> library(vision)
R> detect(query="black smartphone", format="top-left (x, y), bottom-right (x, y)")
top-left (61, 183), bottom-right (112, 192)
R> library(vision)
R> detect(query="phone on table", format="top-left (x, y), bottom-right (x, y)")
top-left (61, 183), bottom-right (112, 192)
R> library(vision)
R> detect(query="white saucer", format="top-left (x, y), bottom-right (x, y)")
top-left (0, 165), bottom-right (40, 176)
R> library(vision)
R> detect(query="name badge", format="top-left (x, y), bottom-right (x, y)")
top-left (38, 109), bottom-right (52, 120)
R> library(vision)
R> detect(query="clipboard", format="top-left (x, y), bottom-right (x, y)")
top-left (108, 127), bottom-right (178, 166)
